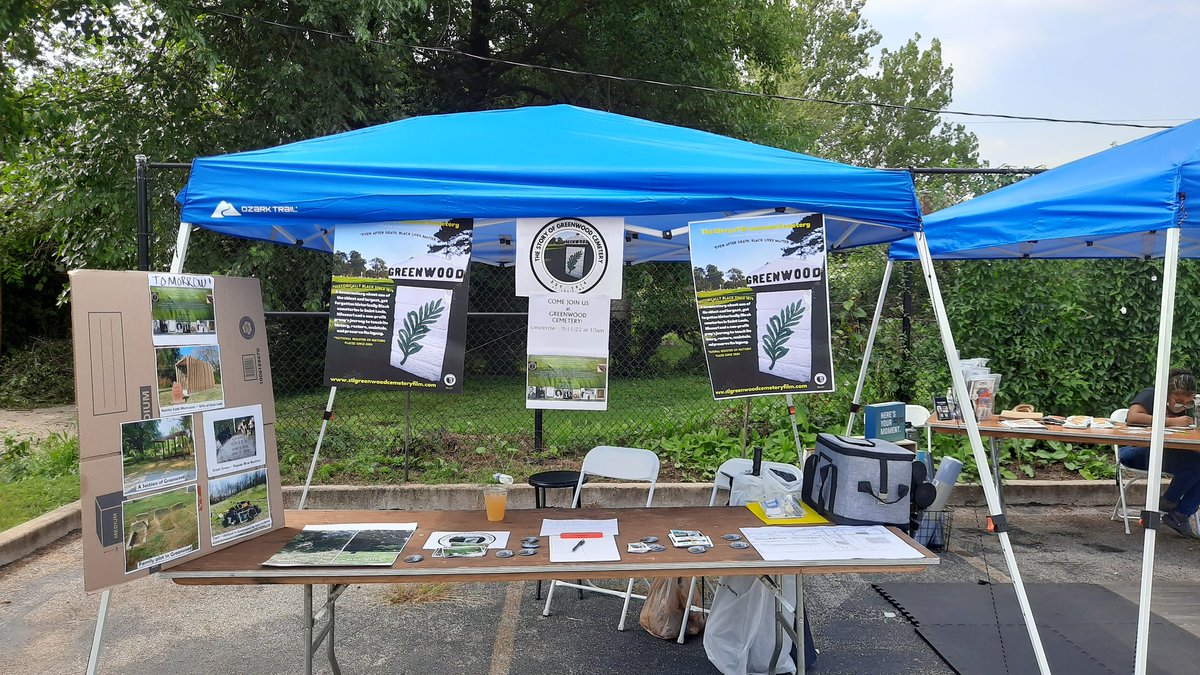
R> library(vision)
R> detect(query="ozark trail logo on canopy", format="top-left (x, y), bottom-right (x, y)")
top-left (529, 218), bottom-right (609, 294)
top-left (211, 201), bottom-right (241, 218)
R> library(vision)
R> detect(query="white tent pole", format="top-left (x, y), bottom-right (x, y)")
top-left (300, 386), bottom-right (338, 510)
top-left (169, 222), bottom-right (193, 273)
top-left (914, 232), bottom-right (1051, 675)
top-left (784, 394), bottom-right (805, 464)
top-left (847, 259), bottom-right (893, 435)
top-left (1133, 226), bottom-right (1180, 675)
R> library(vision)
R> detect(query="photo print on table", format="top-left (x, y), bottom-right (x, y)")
top-left (120, 414), bottom-right (197, 497)
top-left (208, 467), bottom-right (271, 546)
top-left (148, 273), bottom-right (217, 346)
top-left (122, 484), bottom-right (200, 573)
top-left (390, 286), bottom-right (453, 382)
top-left (202, 404), bottom-right (266, 478)
top-left (155, 344), bottom-right (224, 415)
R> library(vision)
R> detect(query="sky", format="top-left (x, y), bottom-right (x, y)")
top-left (859, 0), bottom-right (1200, 168)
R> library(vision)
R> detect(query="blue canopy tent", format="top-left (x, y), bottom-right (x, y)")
top-left (166, 104), bottom-right (1051, 673)
top-left (173, 104), bottom-right (922, 267)
top-left (852, 118), bottom-right (1200, 675)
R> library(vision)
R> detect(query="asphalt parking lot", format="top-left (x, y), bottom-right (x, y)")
top-left (2, 504), bottom-right (1199, 675)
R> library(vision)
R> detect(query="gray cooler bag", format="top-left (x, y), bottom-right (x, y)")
top-left (802, 433), bottom-right (915, 526)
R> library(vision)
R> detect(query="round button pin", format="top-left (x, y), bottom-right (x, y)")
top-left (403, 554), bottom-right (424, 563)
top-left (687, 545), bottom-right (708, 554)
top-left (641, 536), bottom-right (659, 544)
top-left (518, 548), bottom-right (538, 556)
top-left (496, 549), bottom-right (514, 558)
top-left (730, 541), bottom-right (750, 550)
top-left (520, 541), bottom-right (540, 549)
top-left (722, 533), bottom-right (742, 541)
top-left (647, 543), bottom-right (666, 553)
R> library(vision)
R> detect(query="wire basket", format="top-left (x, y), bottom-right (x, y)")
top-left (913, 509), bottom-right (953, 550)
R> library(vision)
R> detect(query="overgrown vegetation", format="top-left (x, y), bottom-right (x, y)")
top-left (0, 433), bottom-right (80, 531)
top-left (0, 338), bottom-right (75, 408)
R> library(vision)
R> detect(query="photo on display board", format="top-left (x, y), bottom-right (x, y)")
top-left (122, 484), bottom-right (200, 573)
top-left (202, 404), bottom-right (266, 478)
top-left (149, 274), bottom-right (217, 347)
top-left (155, 344), bottom-right (224, 415)
top-left (120, 415), bottom-right (196, 496)
top-left (208, 467), bottom-right (271, 546)
top-left (525, 355), bottom-right (608, 403)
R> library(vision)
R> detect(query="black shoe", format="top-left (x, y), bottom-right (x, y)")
top-left (1162, 511), bottom-right (1200, 539)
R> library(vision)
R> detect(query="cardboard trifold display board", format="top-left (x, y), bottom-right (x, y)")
top-left (70, 270), bottom-right (284, 592)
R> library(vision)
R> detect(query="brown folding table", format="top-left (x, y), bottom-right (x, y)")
top-left (163, 506), bottom-right (937, 675)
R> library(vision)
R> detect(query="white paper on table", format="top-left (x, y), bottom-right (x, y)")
top-left (539, 518), bottom-right (619, 537)
top-left (549, 534), bottom-right (621, 562)
top-left (739, 525), bottom-right (925, 562)
top-left (421, 531), bottom-right (510, 550)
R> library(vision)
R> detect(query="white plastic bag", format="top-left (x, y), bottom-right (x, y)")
top-left (703, 576), bottom-right (796, 675)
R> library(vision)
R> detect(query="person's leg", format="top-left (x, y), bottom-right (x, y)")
top-left (1160, 449), bottom-right (1200, 516)
top-left (1118, 446), bottom-right (1149, 470)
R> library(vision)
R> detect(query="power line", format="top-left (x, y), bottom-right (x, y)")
top-left (193, 6), bottom-right (1172, 131)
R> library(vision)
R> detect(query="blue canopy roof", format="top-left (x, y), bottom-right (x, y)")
top-left (177, 105), bottom-right (923, 263)
top-left (890, 118), bottom-right (1200, 261)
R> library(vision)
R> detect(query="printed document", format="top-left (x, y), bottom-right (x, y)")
top-left (739, 525), bottom-right (925, 562)
top-left (539, 518), bottom-right (619, 537)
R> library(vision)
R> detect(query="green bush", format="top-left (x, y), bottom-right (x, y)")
top-left (0, 338), bottom-right (76, 408)
top-left (0, 432), bottom-right (80, 482)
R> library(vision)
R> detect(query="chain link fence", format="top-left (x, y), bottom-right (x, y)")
top-left (261, 259), bottom-right (763, 482)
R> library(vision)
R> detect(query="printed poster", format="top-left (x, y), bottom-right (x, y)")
top-left (325, 220), bottom-right (472, 392)
top-left (149, 273), bottom-right (217, 346)
top-left (202, 404), bottom-right (267, 478)
top-left (120, 415), bottom-right (197, 496)
top-left (208, 468), bottom-right (272, 546)
top-left (122, 484), bottom-right (200, 573)
top-left (516, 217), bottom-right (625, 298)
top-left (526, 294), bottom-right (610, 410)
top-left (689, 213), bottom-right (833, 400)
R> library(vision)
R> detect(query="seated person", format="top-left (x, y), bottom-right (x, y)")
top-left (1118, 368), bottom-right (1200, 538)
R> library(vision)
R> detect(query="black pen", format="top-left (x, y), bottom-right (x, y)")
top-left (571, 539), bottom-right (586, 552)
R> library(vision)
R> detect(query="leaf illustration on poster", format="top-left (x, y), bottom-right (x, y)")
top-left (762, 299), bottom-right (806, 370)
top-left (395, 299), bottom-right (445, 365)
top-left (689, 213), bottom-right (833, 400)
top-left (390, 288), bottom-right (453, 381)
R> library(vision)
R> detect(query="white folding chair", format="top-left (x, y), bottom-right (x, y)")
top-left (676, 458), bottom-right (802, 643)
top-left (542, 445), bottom-right (659, 630)
top-left (1110, 407), bottom-right (1200, 534)
top-left (905, 403), bottom-right (932, 458)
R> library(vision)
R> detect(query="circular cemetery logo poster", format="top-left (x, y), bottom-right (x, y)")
top-left (528, 218), bottom-right (609, 294)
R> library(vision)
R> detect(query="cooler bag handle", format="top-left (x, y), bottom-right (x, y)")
top-left (857, 458), bottom-right (910, 504)
top-left (831, 435), bottom-right (876, 448)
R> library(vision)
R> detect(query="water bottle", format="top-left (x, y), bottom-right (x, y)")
top-left (493, 472), bottom-right (513, 485)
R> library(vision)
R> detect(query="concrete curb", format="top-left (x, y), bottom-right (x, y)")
top-left (0, 500), bottom-right (82, 567)
top-left (2, 479), bottom-right (1150, 568)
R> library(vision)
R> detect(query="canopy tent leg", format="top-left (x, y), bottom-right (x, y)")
top-left (914, 232), bottom-right (1051, 675)
top-left (168, 222), bottom-right (193, 274)
top-left (85, 589), bottom-right (111, 675)
top-left (784, 394), bottom-right (805, 464)
top-left (847, 259), bottom-right (893, 435)
top-left (1133, 226), bottom-right (1181, 675)
top-left (300, 387), bottom-right (339, 510)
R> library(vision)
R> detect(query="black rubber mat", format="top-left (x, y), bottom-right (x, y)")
top-left (873, 583), bottom-right (1200, 675)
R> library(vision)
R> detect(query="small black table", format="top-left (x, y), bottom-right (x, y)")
top-left (527, 470), bottom-right (586, 508)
